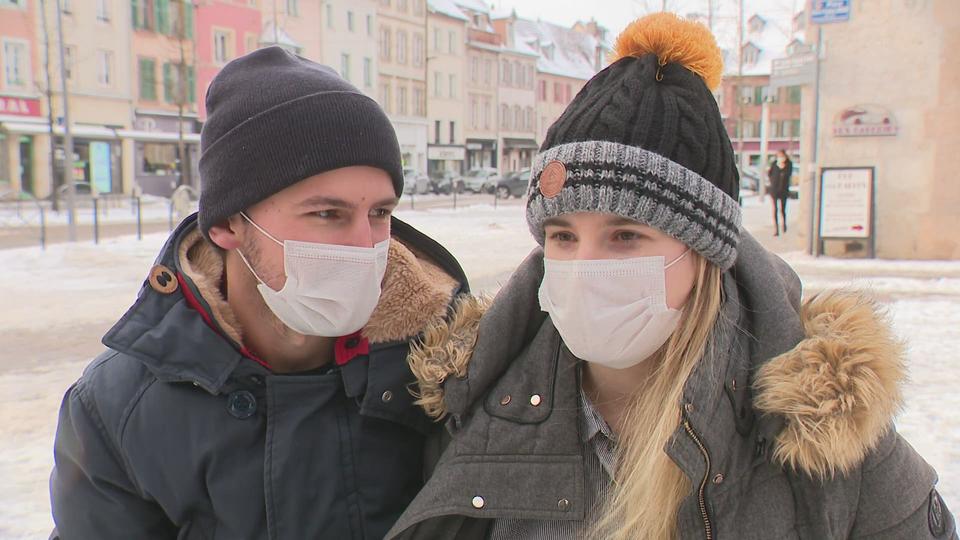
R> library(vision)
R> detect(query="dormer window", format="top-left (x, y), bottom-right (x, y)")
top-left (742, 42), bottom-right (760, 65)
top-left (748, 14), bottom-right (765, 34)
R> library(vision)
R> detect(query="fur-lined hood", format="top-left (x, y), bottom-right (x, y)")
top-left (408, 238), bottom-right (905, 480)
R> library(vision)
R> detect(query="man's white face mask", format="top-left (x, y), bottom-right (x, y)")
top-left (538, 249), bottom-right (690, 369)
top-left (236, 212), bottom-right (389, 337)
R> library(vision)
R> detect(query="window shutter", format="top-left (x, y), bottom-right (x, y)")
top-left (156, 0), bottom-right (170, 35)
top-left (163, 62), bottom-right (173, 103)
top-left (187, 66), bottom-right (195, 103)
top-left (183, 1), bottom-right (193, 39)
top-left (131, 0), bottom-right (141, 28)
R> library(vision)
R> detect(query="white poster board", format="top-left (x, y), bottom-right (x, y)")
top-left (818, 167), bottom-right (873, 238)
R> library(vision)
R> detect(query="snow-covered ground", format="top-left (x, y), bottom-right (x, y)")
top-left (1, 202), bottom-right (958, 539)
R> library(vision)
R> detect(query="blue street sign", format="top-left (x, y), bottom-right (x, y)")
top-left (811, 0), bottom-right (850, 24)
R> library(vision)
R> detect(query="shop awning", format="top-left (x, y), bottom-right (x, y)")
top-left (0, 121), bottom-right (119, 139)
top-left (117, 129), bottom-right (201, 143)
top-left (502, 137), bottom-right (538, 149)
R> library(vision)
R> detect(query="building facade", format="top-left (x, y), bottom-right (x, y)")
top-left (320, 0), bottom-right (378, 99)
top-left (196, 0), bottom-right (262, 119)
top-left (457, 0), bottom-right (498, 170)
top-left (425, 0), bottom-right (467, 177)
top-left (491, 15), bottom-right (537, 173)
top-left (798, 0), bottom-right (959, 259)
top-left (261, 0), bottom-right (321, 60)
top-left (377, 0), bottom-right (428, 172)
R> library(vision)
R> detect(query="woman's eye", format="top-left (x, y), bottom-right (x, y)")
top-left (614, 231), bottom-right (641, 242)
top-left (548, 231), bottom-right (575, 243)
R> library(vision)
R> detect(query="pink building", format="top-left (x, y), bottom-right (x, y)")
top-left (195, 0), bottom-right (262, 120)
top-left (0, 0), bottom-right (43, 195)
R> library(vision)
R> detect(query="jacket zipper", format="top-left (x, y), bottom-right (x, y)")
top-left (682, 417), bottom-right (714, 540)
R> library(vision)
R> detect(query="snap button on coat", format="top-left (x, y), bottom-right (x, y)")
top-left (499, 395), bottom-right (511, 406)
top-left (227, 390), bottom-right (257, 419)
top-left (381, 390), bottom-right (394, 403)
top-left (557, 498), bottom-right (570, 511)
top-left (529, 394), bottom-right (542, 406)
top-left (471, 496), bottom-right (485, 509)
top-left (713, 473), bottom-right (725, 485)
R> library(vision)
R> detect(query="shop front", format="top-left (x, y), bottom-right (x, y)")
top-left (465, 138), bottom-right (497, 171)
top-left (127, 112), bottom-right (201, 197)
top-left (501, 137), bottom-right (538, 173)
top-left (0, 95), bottom-right (44, 197)
top-left (427, 144), bottom-right (466, 177)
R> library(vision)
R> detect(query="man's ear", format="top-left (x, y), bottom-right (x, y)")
top-left (208, 215), bottom-right (244, 251)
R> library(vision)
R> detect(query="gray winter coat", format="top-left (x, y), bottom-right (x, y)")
top-left (386, 231), bottom-right (956, 539)
top-left (50, 214), bottom-right (467, 540)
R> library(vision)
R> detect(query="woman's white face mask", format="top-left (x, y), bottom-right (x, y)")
top-left (538, 249), bottom-right (690, 369)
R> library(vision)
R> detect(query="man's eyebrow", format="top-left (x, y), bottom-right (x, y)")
top-left (297, 196), bottom-right (400, 209)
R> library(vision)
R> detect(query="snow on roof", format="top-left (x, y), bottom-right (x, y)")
top-left (453, 0), bottom-right (491, 14)
top-left (513, 17), bottom-right (598, 80)
top-left (259, 21), bottom-right (301, 50)
top-left (428, 0), bottom-right (469, 21)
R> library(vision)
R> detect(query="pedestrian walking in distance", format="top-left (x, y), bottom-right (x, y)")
top-left (768, 149), bottom-right (793, 236)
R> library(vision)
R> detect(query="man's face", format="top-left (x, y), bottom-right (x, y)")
top-left (227, 166), bottom-right (398, 292)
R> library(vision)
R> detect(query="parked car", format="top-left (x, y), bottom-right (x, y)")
top-left (428, 170), bottom-right (460, 194)
top-left (496, 168), bottom-right (530, 199)
top-left (403, 168), bottom-right (430, 195)
top-left (738, 166), bottom-right (761, 193)
top-left (461, 167), bottom-right (500, 194)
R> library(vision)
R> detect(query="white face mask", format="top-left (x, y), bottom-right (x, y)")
top-left (236, 212), bottom-right (389, 337)
top-left (538, 250), bottom-right (690, 369)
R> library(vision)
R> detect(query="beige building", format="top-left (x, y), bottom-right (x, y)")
top-left (798, 0), bottom-right (959, 259)
top-left (457, 0), bottom-right (498, 170)
top-left (261, 0), bottom-right (322, 60)
top-left (377, 0), bottom-right (428, 172)
top-left (491, 15), bottom-right (537, 173)
top-left (3, 0), bottom-right (134, 199)
top-left (425, 0), bottom-right (468, 177)
top-left (321, 0), bottom-right (379, 99)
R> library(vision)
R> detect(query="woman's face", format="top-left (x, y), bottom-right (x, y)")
top-left (543, 212), bottom-right (698, 309)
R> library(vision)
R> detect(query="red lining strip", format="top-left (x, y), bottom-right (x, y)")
top-left (176, 272), bottom-right (272, 370)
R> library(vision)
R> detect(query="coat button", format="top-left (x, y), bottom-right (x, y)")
top-left (530, 394), bottom-right (542, 407)
top-left (471, 496), bottom-right (485, 509)
top-left (227, 390), bottom-right (257, 419)
top-left (713, 473), bottom-right (724, 485)
top-left (557, 498), bottom-right (570, 511)
top-left (499, 395), bottom-right (511, 406)
top-left (149, 264), bottom-right (179, 294)
top-left (381, 390), bottom-right (394, 403)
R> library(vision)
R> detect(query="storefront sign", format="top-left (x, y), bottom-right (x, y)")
top-left (818, 167), bottom-right (873, 239)
top-left (428, 146), bottom-right (466, 161)
top-left (811, 0), bottom-right (850, 24)
top-left (770, 52), bottom-right (816, 88)
top-left (832, 104), bottom-right (898, 137)
top-left (465, 142), bottom-right (482, 150)
top-left (0, 96), bottom-right (41, 117)
top-left (90, 141), bottom-right (113, 194)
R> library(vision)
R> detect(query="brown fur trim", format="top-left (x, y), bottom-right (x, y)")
top-left (408, 295), bottom-right (491, 420)
top-left (177, 230), bottom-right (245, 346)
top-left (362, 240), bottom-right (460, 344)
top-left (754, 290), bottom-right (906, 479)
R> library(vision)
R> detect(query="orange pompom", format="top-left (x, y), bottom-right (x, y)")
top-left (612, 12), bottom-right (723, 91)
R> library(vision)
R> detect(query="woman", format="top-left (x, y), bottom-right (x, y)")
top-left (387, 14), bottom-right (955, 540)
top-left (768, 150), bottom-right (793, 236)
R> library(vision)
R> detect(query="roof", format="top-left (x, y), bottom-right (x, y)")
top-left (512, 18), bottom-right (598, 80)
top-left (259, 21), bottom-right (301, 51)
top-left (428, 0), bottom-right (469, 21)
top-left (453, 0), bottom-right (490, 14)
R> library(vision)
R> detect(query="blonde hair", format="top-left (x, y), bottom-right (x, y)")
top-left (592, 255), bottom-right (724, 540)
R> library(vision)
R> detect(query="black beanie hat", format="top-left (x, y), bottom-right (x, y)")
top-left (526, 13), bottom-right (742, 270)
top-left (198, 46), bottom-right (404, 239)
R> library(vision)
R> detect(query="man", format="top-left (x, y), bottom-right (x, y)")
top-left (767, 150), bottom-right (793, 236)
top-left (50, 47), bottom-right (467, 539)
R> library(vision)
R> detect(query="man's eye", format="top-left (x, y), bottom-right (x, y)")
top-left (371, 208), bottom-right (393, 219)
top-left (312, 210), bottom-right (340, 219)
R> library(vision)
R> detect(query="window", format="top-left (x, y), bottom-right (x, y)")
top-left (483, 98), bottom-right (491, 129)
top-left (527, 66), bottom-right (534, 89)
top-left (787, 85), bottom-right (801, 104)
top-left (413, 0), bottom-right (422, 15)
top-left (286, 0), bottom-right (298, 17)
top-left (397, 0), bottom-right (407, 12)
top-left (791, 119), bottom-right (801, 137)
top-left (63, 45), bottom-right (75, 81)
top-left (500, 104), bottom-right (509, 129)
top-left (139, 57), bottom-right (157, 100)
top-left (61, 0), bottom-right (71, 13)
top-left (434, 120), bottom-right (441, 144)
top-left (553, 82), bottom-right (562, 103)
top-left (366, 15), bottom-right (373, 36)
top-left (513, 62), bottom-right (521, 87)
top-left (380, 83), bottom-right (392, 113)
top-left (163, 62), bottom-right (195, 103)
top-left (433, 71), bottom-right (442, 97)
top-left (396, 31), bottom-right (407, 64)
top-left (169, 0), bottom-right (194, 39)
top-left (213, 29), bottom-right (233, 65)
top-left (753, 86), bottom-right (764, 104)
top-left (448, 31), bottom-right (456, 54)
top-left (449, 121), bottom-right (455, 144)
top-left (347, 10), bottom-right (354, 32)
top-left (363, 57), bottom-right (372, 87)
top-left (326, 4), bottom-right (334, 29)
top-left (514, 106), bottom-right (522, 131)
top-left (380, 27), bottom-right (391, 61)
top-left (96, 0), bottom-right (111, 22)
top-left (413, 34), bottom-right (423, 67)
top-left (413, 87), bottom-right (424, 116)
top-left (397, 85), bottom-right (407, 115)
top-left (0, 0), bottom-right (26, 7)
top-left (341, 53), bottom-right (350, 82)
top-left (501, 60), bottom-right (510, 85)
top-left (448, 74), bottom-right (456, 98)
top-left (538, 80), bottom-right (546, 100)
top-left (97, 50), bottom-right (113, 86)
top-left (470, 96), bottom-right (478, 128)
top-left (525, 107), bottom-right (534, 131)
top-left (434, 29), bottom-right (441, 51)
top-left (245, 33), bottom-right (257, 54)
top-left (483, 59), bottom-right (492, 85)
top-left (565, 84), bottom-right (572, 103)
top-left (131, 0), bottom-right (150, 30)
top-left (470, 57), bottom-right (479, 83)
